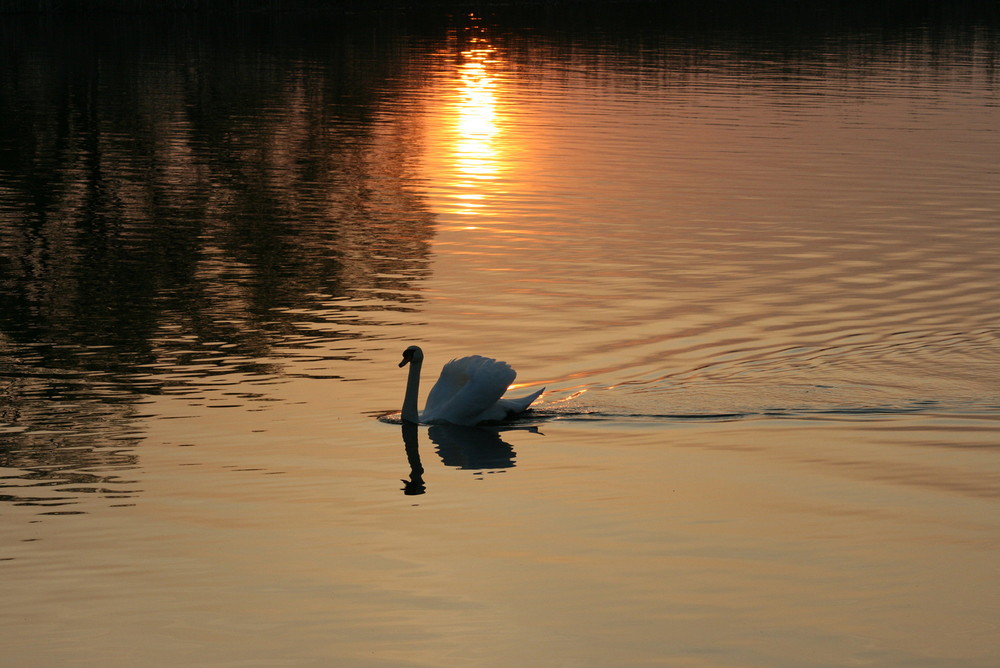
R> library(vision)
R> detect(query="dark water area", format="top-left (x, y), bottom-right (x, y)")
top-left (2, 5), bottom-right (999, 666)
top-left (0, 9), bottom-right (431, 458)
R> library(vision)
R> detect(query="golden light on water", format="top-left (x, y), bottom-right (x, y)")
top-left (440, 22), bottom-right (504, 218)
top-left (455, 47), bottom-right (498, 172)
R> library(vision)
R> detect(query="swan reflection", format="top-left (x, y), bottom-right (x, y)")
top-left (399, 422), bottom-right (541, 495)
top-left (401, 423), bottom-right (426, 495)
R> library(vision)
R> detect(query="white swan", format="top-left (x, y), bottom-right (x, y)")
top-left (399, 345), bottom-right (544, 425)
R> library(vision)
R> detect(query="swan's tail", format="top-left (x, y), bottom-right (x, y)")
top-left (499, 387), bottom-right (546, 416)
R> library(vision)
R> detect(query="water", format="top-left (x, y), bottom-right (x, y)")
top-left (2, 7), bottom-right (999, 666)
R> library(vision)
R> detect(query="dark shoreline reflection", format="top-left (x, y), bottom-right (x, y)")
top-left (0, 13), bottom-right (439, 371)
top-left (400, 422), bottom-right (542, 495)
top-left (0, 12), bottom-right (443, 507)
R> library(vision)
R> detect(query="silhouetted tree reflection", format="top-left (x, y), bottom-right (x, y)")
top-left (0, 13), bottom-right (441, 506)
top-left (0, 15), bottom-right (440, 365)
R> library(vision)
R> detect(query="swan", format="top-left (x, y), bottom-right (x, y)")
top-left (399, 345), bottom-right (544, 425)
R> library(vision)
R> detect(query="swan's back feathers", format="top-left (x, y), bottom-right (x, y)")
top-left (423, 355), bottom-right (522, 426)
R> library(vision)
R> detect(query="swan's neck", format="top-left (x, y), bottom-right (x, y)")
top-left (401, 360), bottom-right (422, 424)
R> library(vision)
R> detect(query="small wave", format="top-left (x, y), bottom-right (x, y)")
top-left (529, 395), bottom-right (999, 424)
top-left (374, 388), bottom-right (999, 426)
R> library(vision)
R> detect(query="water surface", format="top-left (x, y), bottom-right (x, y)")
top-left (1, 8), bottom-right (999, 667)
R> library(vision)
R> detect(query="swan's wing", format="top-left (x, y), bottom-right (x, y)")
top-left (423, 356), bottom-right (488, 412)
top-left (422, 355), bottom-right (516, 426)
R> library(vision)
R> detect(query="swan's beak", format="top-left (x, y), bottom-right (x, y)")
top-left (399, 350), bottom-right (412, 367)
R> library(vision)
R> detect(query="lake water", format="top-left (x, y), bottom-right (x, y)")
top-left (1, 6), bottom-right (999, 666)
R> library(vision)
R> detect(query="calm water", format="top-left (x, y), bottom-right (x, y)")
top-left (2, 7), bottom-right (999, 666)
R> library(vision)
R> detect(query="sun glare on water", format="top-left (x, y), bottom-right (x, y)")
top-left (435, 19), bottom-right (507, 221)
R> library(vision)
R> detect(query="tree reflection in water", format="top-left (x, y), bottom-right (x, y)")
top-left (0, 13), bottom-right (440, 509)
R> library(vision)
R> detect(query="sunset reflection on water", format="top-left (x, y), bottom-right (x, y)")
top-left (433, 20), bottom-right (506, 223)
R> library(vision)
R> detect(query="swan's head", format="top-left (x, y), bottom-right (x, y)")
top-left (399, 345), bottom-right (424, 368)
